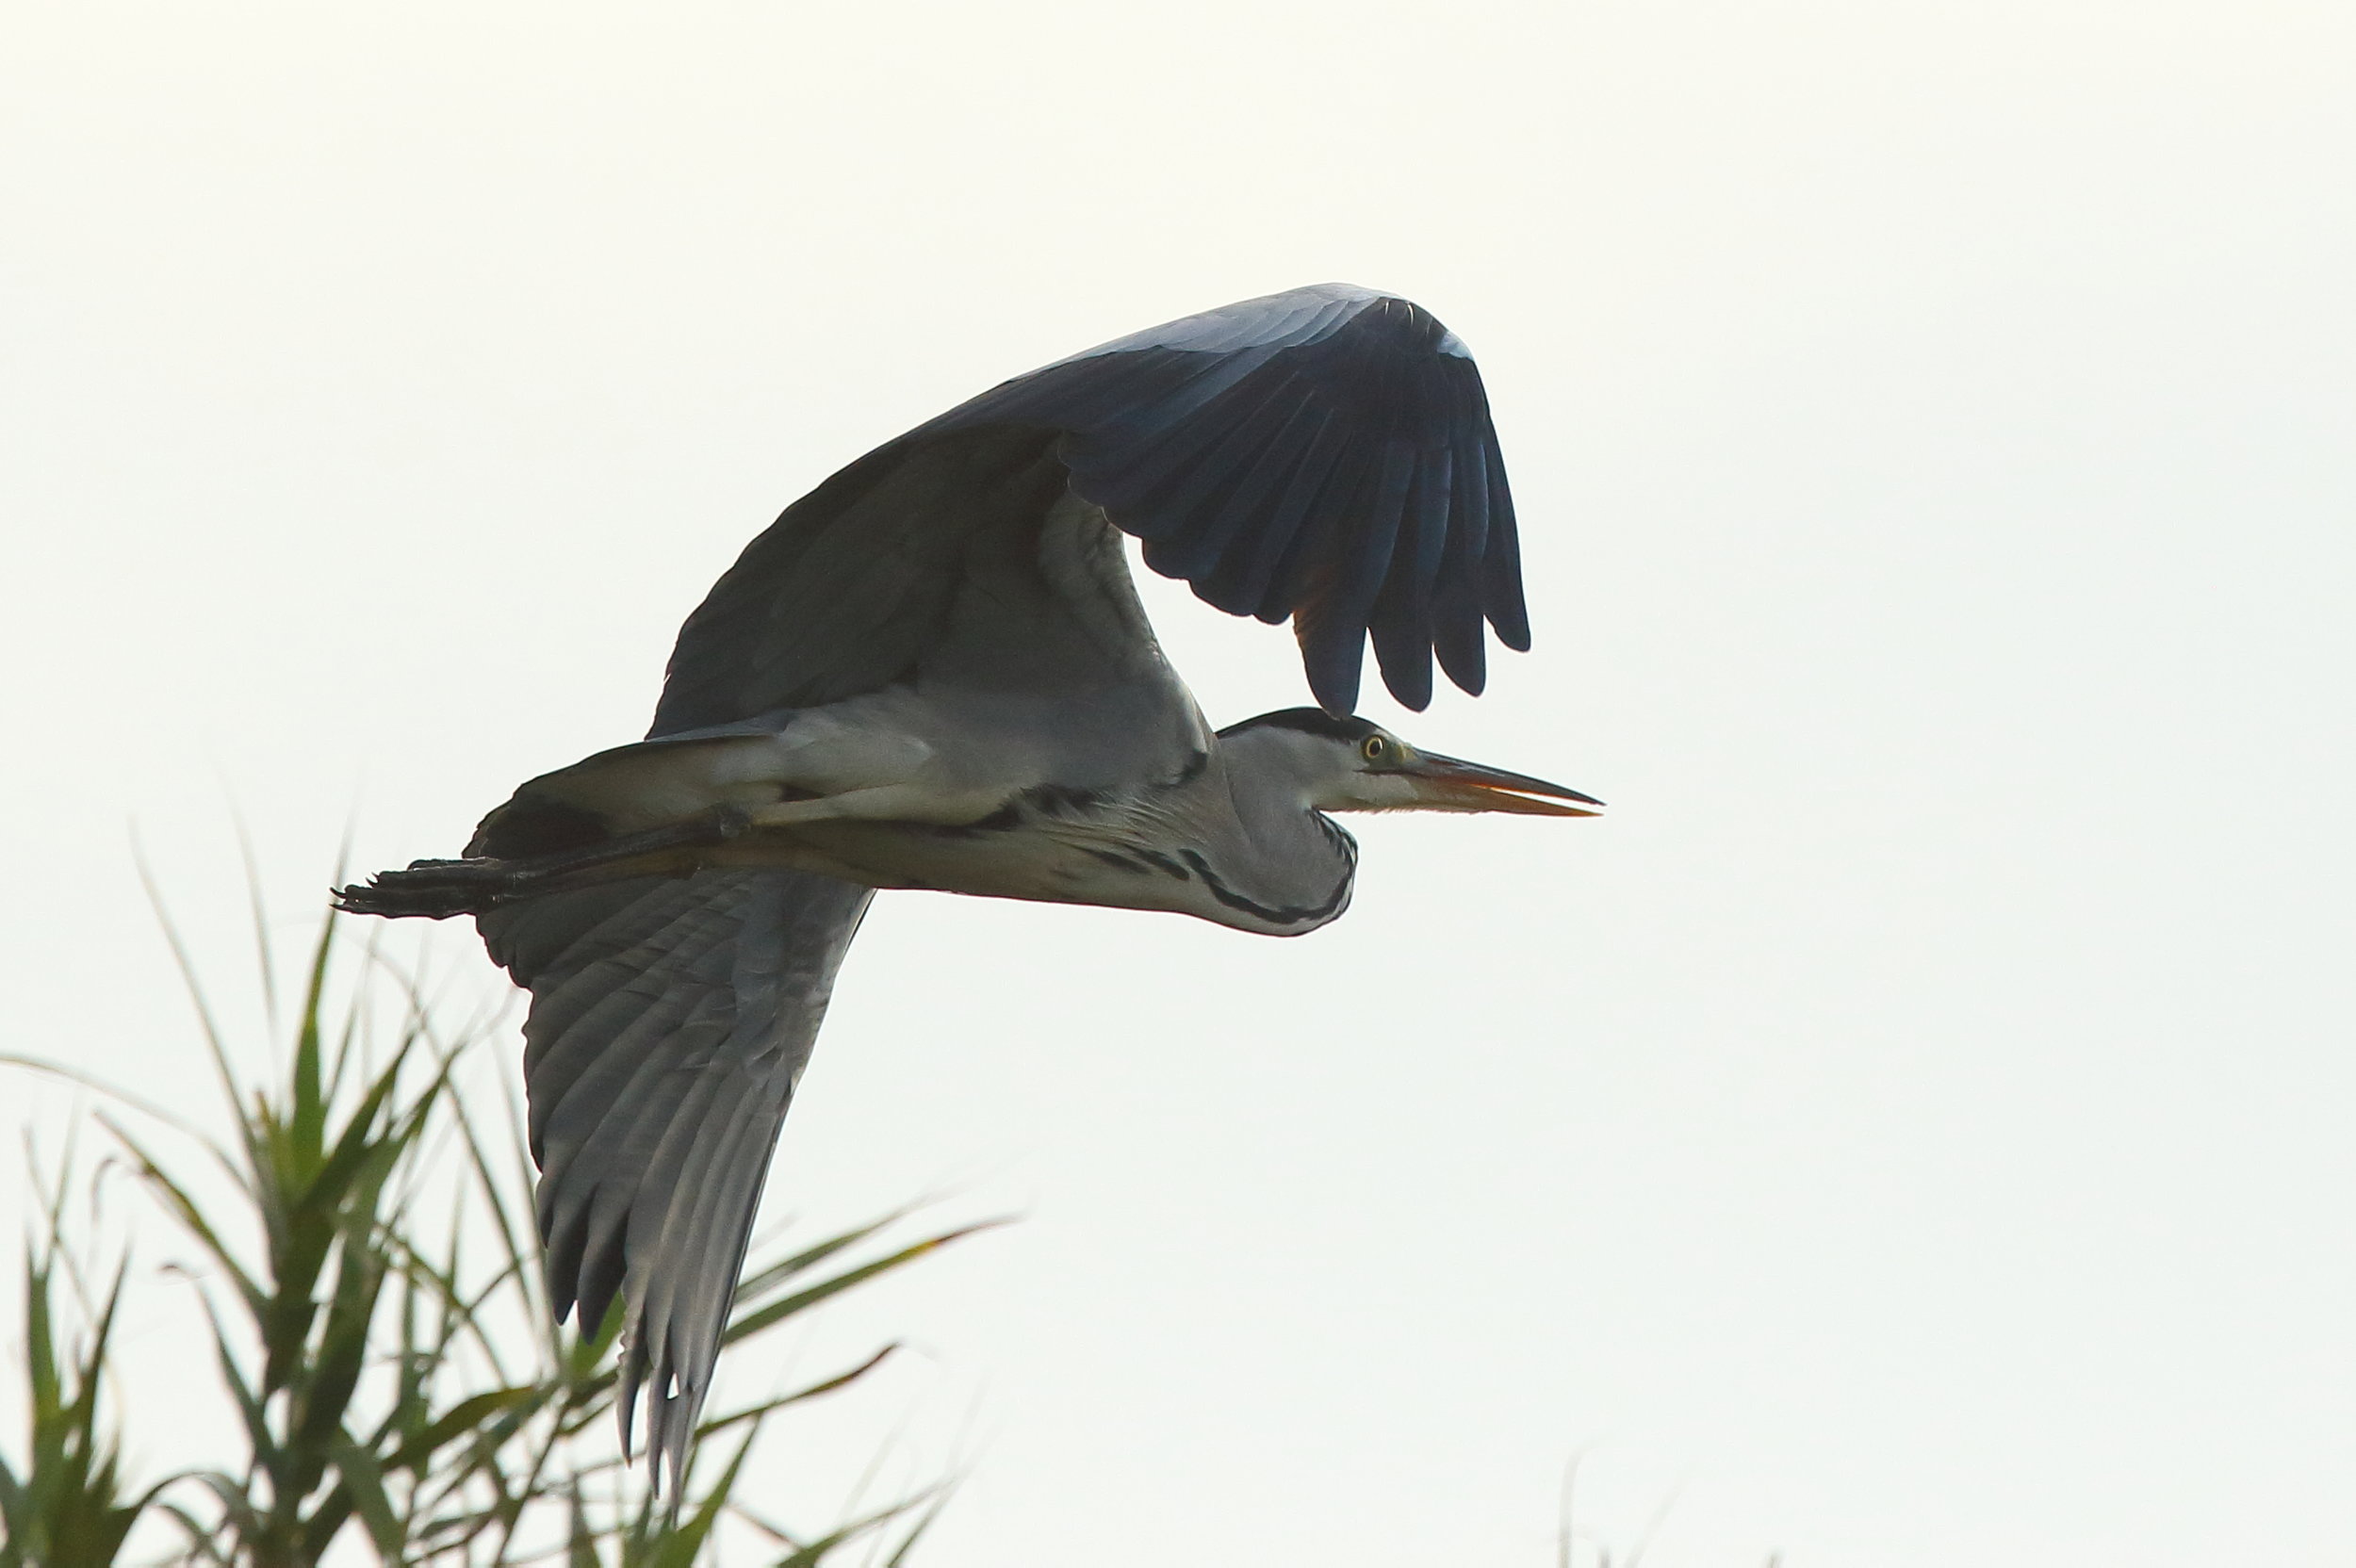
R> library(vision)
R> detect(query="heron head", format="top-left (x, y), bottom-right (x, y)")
top-left (1218, 709), bottom-right (1603, 817)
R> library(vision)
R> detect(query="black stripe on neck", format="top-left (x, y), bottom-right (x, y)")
top-left (1177, 839), bottom-right (1355, 929)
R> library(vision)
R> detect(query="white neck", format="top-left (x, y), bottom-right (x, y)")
top-left (1145, 727), bottom-right (1359, 936)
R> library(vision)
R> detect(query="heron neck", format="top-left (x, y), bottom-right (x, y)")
top-left (1163, 743), bottom-right (1359, 936)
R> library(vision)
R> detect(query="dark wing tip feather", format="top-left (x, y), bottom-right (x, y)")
top-left (924, 283), bottom-right (1534, 711)
top-left (1479, 436), bottom-right (1532, 651)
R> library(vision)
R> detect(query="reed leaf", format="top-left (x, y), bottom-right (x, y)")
top-left (2, 883), bottom-right (985, 1564)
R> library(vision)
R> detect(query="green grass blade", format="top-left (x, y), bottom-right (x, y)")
top-left (325, 1430), bottom-right (405, 1560)
top-left (727, 1222), bottom-right (1007, 1347)
top-left (131, 841), bottom-right (242, 1120)
top-left (233, 809), bottom-right (280, 1037)
top-left (729, 1211), bottom-right (915, 1304)
top-left (288, 896), bottom-right (342, 1168)
top-left (695, 1348), bottom-right (897, 1443)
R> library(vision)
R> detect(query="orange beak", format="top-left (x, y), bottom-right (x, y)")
top-left (1395, 752), bottom-right (1605, 817)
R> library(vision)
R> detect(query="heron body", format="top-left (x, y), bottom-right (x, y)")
top-left (336, 283), bottom-right (1600, 1485)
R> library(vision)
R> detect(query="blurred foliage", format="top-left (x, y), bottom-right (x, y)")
top-left (3, 902), bottom-right (978, 1566)
top-left (0, 1150), bottom-right (166, 1568)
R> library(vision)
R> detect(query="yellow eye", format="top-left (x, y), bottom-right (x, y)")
top-left (1361, 735), bottom-right (1387, 761)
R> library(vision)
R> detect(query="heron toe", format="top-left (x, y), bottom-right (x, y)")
top-left (334, 858), bottom-right (514, 920)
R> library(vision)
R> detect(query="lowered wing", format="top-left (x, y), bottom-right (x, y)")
top-left (477, 868), bottom-right (874, 1490)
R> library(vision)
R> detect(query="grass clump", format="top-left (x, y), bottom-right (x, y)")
top-left (3, 901), bottom-right (977, 1567)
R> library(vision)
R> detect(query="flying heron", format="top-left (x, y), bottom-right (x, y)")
top-left (336, 282), bottom-right (1602, 1486)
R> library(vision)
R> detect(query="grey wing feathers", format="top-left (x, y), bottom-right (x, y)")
top-left (927, 283), bottom-right (1528, 714)
top-left (478, 869), bottom-right (875, 1489)
top-left (651, 432), bottom-right (1072, 734)
top-left (650, 282), bottom-right (1526, 731)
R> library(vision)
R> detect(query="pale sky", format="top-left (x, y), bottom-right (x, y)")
top-left (4, 2), bottom-right (2353, 1563)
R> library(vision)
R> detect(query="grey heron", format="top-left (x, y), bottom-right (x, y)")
top-left (335, 283), bottom-right (1601, 1487)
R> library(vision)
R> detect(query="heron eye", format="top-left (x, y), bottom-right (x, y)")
top-left (1361, 735), bottom-right (1386, 761)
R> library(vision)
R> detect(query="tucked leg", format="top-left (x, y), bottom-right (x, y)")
top-left (335, 808), bottom-right (752, 919)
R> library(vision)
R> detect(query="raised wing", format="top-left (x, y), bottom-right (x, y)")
top-left (477, 868), bottom-right (875, 1490)
top-left (652, 283), bottom-right (1525, 731)
top-left (934, 283), bottom-right (1528, 713)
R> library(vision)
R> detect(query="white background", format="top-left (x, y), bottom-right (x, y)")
top-left (4, 2), bottom-right (2352, 1563)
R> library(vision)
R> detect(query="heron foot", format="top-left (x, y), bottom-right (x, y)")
top-left (333, 806), bottom-right (758, 920)
top-left (333, 857), bottom-right (528, 919)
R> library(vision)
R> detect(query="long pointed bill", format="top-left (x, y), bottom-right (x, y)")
top-left (1399, 752), bottom-right (1605, 817)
